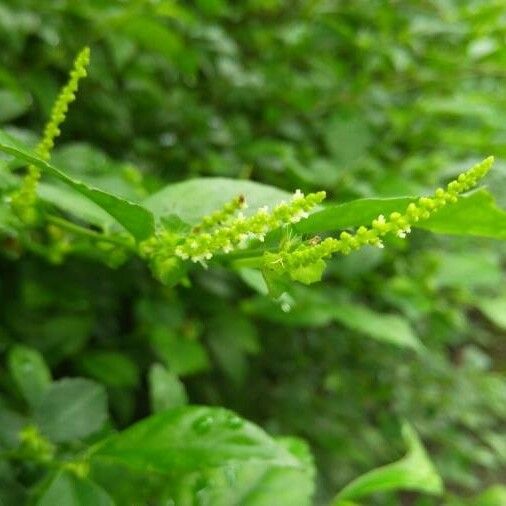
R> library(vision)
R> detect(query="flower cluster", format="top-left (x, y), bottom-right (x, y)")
top-left (139, 229), bottom-right (184, 285)
top-left (264, 157), bottom-right (494, 284)
top-left (193, 194), bottom-right (246, 233)
top-left (10, 47), bottom-right (90, 223)
top-left (175, 190), bottom-right (326, 263)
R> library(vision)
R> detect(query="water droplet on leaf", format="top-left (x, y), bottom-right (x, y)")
top-left (192, 414), bottom-right (214, 434)
top-left (225, 414), bottom-right (244, 429)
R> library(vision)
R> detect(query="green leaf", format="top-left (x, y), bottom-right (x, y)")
top-left (172, 437), bottom-right (315, 506)
top-left (38, 182), bottom-right (115, 230)
top-left (34, 378), bottom-right (108, 443)
top-left (78, 351), bottom-right (140, 388)
top-left (332, 423), bottom-right (443, 504)
top-left (420, 188), bottom-right (506, 239)
top-left (295, 197), bottom-right (413, 235)
top-left (324, 114), bottom-right (371, 167)
top-left (7, 345), bottom-right (51, 409)
top-left (332, 303), bottom-right (423, 351)
top-left (114, 16), bottom-right (184, 62)
top-left (296, 189), bottom-right (506, 240)
top-left (244, 288), bottom-right (422, 350)
top-left (150, 327), bottom-right (210, 376)
top-left (144, 178), bottom-right (291, 225)
top-left (0, 130), bottom-right (154, 241)
top-left (36, 471), bottom-right (114, 506)
top-left (148, 363), bottom-right (188, 413)
top-left (0, 405), bottom-right (27, 449)
top-left (475, 296), bottom-right (506, 330)
top-left (0, 89), bottom-right (30, 122)
top-left (470, 486), bottom-right (506, 506)
top-left (90, 406), bottom-right (299, 475)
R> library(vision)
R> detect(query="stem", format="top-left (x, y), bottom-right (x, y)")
top-left (46, 215), bottom-right (136, 251)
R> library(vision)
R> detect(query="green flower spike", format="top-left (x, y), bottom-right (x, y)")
top-left (175, 190), bottom-right (326, 263)
top-left (265, 156), bottom-right (494, 284)
top-left (11, 47), bottom-right (90, 223)
top-left (193, 194), bottom-right (246, 233)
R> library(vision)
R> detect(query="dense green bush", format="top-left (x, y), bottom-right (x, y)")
top-left (1, 1), bottom-right (506, 504)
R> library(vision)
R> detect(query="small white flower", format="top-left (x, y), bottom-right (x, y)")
top-left (293, 189), bottom-right (304, 201)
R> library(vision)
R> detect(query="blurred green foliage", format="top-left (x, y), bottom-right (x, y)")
top-left (0, 0), bottom-right (506, 504)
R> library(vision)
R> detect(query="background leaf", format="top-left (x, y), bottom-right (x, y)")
top-left (8, 345), bottom-right (51, 408)
top-left (34, 378), bottom-right (108, 443)
top-left (144, 178), bottom-right (291, 225)
top-left (36, 471), bottom-right (114, 506)
top-left (148, 363), bottom-right (188, 412)
top-left (332, 423), bottom-right (443, 503)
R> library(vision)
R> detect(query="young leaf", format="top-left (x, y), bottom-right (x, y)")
top-left (36, 471), bottom-right (114, 506)
top-left (0, 129), bottom-right (154, 241)
top-left (8, 345), bottom-right (52, 409)
top-left (144, 177), bottom-right (291, 225)
top-left (34, 378), bottom-right (108, 443)
top-left (89, 406), bottom-right (299, 475)
top-left (331, 423), bottom-right (443, 504)
top-left (148, 363), bottom-right (188, 413)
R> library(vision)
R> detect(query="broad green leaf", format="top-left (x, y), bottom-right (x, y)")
top-left (172, 437), bottom-right (315, 506)
top-left (150, 327), bottom-right (210, 376)
top-left (144, 178), bottom-right (291, 225)
top-left (78, 351), bottom-right (140, 388)
top-left (90, 406), bottom-right (299, 475)
top-left (0, 130), bottom-right (154, 241)
top-left (148, 363), bottom-right (188, 413)
top-left (433, 251), bottom-right (502, 290)
top-left (115, 16), bottom-right (183, 58)
top-left (420, 188), bottom-right (506, 239)
top-left (8, 345), bottom-right (51, 408)
top-left (51, 143), bottom-right (146, 200)
top-left (34, 378), bottom-right (108, 443)
top-left (36, 471), bottom-right (114, 506)
top-left (296, 189), bottom-right (506, 240)
top-left (471, 485), bottom-right (506, 506)
top-left (244, 288), bottom-right (422, 350)
top-left (38, 183), bottom-right (115, 230)
top-left (475, 296), bottom-right (506, 330)
top-left (295, 197), bottom-right (413, 234)
top-left (333, 303), bottom-right (423, 351)
top-left (332, 423), bottom-right (443, 504)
